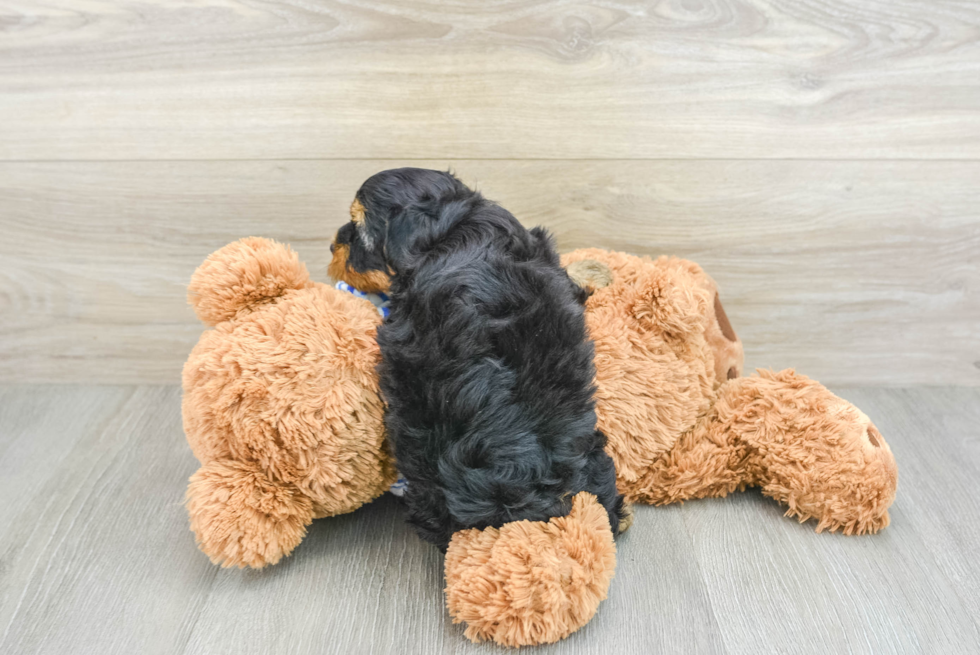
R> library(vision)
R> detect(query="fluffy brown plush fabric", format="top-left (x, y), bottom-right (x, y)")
top-left (562, 249), bottom-right (718, 488)
top-left (188, 236), bottom-right (313, 327)
top-left (635, 369), bottom-right (898, 534)
top-left (561, 248), bottom-right (898, 534)
top-left (183, 237), bottom-right (396, 568)
top-left (444, 492), bottom-right (617, 647)
top-left (186, 460), bottom-right (314, 569)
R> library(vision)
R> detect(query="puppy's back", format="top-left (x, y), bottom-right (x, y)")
top-left (378, 201), bottom-right (622, 550)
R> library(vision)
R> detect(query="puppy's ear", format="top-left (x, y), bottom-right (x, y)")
top-left (382, 207), bottom-right (424, 273)
top-left (379, 171), bottom-right (471, 272)
top-left (384, 203), bottom-right (456, 273)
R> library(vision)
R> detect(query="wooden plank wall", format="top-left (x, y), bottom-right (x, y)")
top-left (0, 1), bottom-right (978, 385)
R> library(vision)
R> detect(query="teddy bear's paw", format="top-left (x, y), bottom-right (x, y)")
top-left (186, 459), bottom-right (315, 568)
top-left (444, 492), bottom-right (616, 647)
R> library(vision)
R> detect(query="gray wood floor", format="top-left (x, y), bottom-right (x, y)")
top-left (1, 385), bottom-right (977, 655)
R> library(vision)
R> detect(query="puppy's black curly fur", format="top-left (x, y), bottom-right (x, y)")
top-left (332, 168), bottom-right (626, 551)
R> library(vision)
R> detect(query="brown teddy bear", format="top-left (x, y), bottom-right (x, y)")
top-left (563, 248), bottom-right (898, 535)
top-left (182, 238), bottom-right (898, 647)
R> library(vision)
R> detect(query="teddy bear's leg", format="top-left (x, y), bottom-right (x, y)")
top-left (186, 459), bottom-right (316, 568)
top-left (633, 370), bottom-right (898, 534)
top-left (444, 492), bottom-right (617, 647)
top-left (724, 370), bottom-right (898, 534)
top-left (626, 410), bottom-right (755, 506)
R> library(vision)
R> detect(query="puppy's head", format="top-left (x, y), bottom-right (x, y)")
top-left (328, 168), bottom-right (469, 292)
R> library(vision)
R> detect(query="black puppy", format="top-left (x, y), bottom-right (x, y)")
top-left (329, 168), bottom-right (627, 551)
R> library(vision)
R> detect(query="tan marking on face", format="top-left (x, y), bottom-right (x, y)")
top-left (327, 242), bottom-right (391, 293)
top-left (350, 198), bottom-right (366, 225)
top-left (714, 293), bottom-right (737, 342)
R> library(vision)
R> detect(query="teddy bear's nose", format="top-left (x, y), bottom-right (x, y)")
top-left (330, 243), bottom-right (335, 254)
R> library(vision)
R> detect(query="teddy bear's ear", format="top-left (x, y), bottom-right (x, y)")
top-left (566, 259), bottom-right (614, 292)
top-left (188, 237), bottom-right (312, 326)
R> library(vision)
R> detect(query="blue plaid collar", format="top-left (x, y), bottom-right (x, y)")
top-left (334, 281), bottom-right (390, 318)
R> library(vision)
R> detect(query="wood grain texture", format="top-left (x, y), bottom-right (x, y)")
top-left (1, 0), bottom-right (979, 160)
top-left (0, 386), bottom-right (219, 654)
top-left (1, 385), bottom-right (978, 654)
top-left (1, 160), bottom-right (977, 385)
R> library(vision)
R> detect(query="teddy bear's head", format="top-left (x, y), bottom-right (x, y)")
top-left (182, 237), bottom-right (396, 568)
top-left (562, 248), bottom-right (744, 487)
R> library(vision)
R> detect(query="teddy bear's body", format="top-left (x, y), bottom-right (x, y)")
top-left (565, 248), bottom-right (897, 534)
top-left (182, 238), bottom-right (898, 646)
